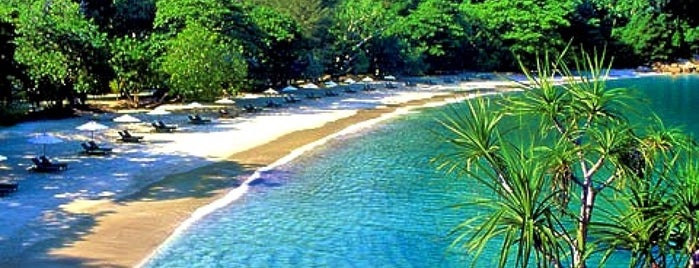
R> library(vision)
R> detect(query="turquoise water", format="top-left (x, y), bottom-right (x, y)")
top-left (144, 75), bottom-right (699, 267)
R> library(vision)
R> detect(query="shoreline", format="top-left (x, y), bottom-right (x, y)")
top-left (15, 91), bottom-right (471, 268)
top-left (1, 71), bottom-right (657, 267)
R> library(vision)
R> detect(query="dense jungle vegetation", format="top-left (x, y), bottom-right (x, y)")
top-left (0, 0), bottom-right (698, 123)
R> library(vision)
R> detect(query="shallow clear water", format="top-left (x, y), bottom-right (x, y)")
top-left (145, 75), bottom-right (699, 267)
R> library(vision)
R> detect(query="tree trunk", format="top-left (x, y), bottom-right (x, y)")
top-left (574, 184), bottom-right (596, 268)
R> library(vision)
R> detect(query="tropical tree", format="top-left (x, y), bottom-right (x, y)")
top-left (461, 0), bottom-right (576, 69)
top-left (109, 35), bottom-right (160, 106)
top-left (13, 0), bottom-right (111, 108)
top-left (112, 0), bottom-right (156, 36)
top-left (160, 23), bottom-right (246, 101)
top-left (328, 0), bottom-right (397, 76)
top-left (595, 0), bottom-right (699, 62)
top-left (390, 0), bottom-right (469, 73)
top-left (436, 48), bottom-right (692, 267)
top-left (0, 2), bottom-right (28, 107)
top-left (243, 4), bottom-right (303, 88)
top-left (250, 0), bottom-right (329, 39)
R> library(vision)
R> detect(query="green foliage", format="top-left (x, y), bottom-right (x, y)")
top-left (251, 0), bottom-right (329, 38)
top-left (0, 104), bottom-right (28, 126)
top-left (112, 0), bottom-right (156, 36)
top-left (598, 0), bottom-right (699, 62)
top-left (328, 0), bottom-right (397, 75)
top-left (0, 0), bottom-right (697, 122)
top-left (462, 0), bottom-right (575, 68)
top-left (109, 35), bottom-right (159, 104)
top-left (13, 0), bottom-right (111, 106)
top-left (154, 0), bottom-right (232, 32)
top-left (160, 24), bottom-right (246, 101)
top-left (389, 0), bottom-right (469, 73)
top-left (244, 4), bottom-right (303, 87)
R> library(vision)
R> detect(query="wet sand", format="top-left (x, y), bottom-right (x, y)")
top-left (16, 93), bottom-right (462, 267)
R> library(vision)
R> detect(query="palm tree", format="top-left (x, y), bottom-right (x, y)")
top-left (436, 48), bottom-right (691, 267)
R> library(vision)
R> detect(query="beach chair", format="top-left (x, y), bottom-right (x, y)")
top-left (117, 130), bottom-right (143, 143)
top-left (284, 95), bottom-right (301, 103)
top-left (385, 82), bottom-right (397, 89)
top-left (152, 121), bottom-right (177, 132)
top-left (243, 104), bottom-right (262, 113)
top-left (305, 93), bottom-right (321, 100)
top-left (29, 157), bottom-right (67, 172)
top-left (324, 90), bottom-right (339, 97)
top-left (218, 109), bottom-right (235, 118)
top-left (89, 141), bottom-right (112, 151)
top-left (0, 181), bottom-right (18, 196)
top-left (362, 84), bottom-right (376, 91)
top-left (188, 114), bottom-right (212, 124)
top-left (265, 100), bottom-right (282, 108)
top-left (81, 142), bottom-right (111, 155)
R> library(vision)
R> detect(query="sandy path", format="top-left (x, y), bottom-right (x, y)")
top-left (11, 93), bottom-right (461, 267)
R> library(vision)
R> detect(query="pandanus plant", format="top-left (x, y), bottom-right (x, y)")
top-left (435, 47), bottom-right (695, 268)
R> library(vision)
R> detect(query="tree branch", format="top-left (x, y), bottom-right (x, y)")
top-left (584, 155), bottom-right (605, 179)
top-left (595, 172), bottom-right (617, 192)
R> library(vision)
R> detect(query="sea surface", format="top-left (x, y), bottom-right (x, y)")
top-left (144, 75), bottom-right (699, 267)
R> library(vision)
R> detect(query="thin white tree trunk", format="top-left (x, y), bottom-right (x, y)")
top-left (574, 184), bottom-right (595, 268)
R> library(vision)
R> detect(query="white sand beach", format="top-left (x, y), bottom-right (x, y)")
top-left (0, 71), bottom-right (644, 267)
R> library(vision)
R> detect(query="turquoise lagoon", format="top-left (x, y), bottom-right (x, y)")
top-left (144, 75), bottom-right (699, 267)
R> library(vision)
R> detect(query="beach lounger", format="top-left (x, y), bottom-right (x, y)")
top-left (284, 95), bottom-right (301, 103)
top-left (88, 141), bottom-right (113, 152)
top-left (362, 84), bottom-right (376, 91)
top-left (0, 182), bottom-right (18, 196)
top-left (81, 142), bottom-right (112, 155)
top-left (385, 82), bottom-right (397, 89)
top-left (243, 104), bottom-right (262, 113)
top-left (117, 130), bottom-right (143, 143)
top-left (324, 90), bottom-right (339, 97)
top-left (265, 100), bottom-right (282, 108)
top-left (188, 114), bottom-right (212, 124)
top-left (305, 93), bottom-right (321, 100)
top-left (29, 157), bottom-right (67, 172)
top-left (218, 109), bottom-right (240, 119)
top-left (152, 121), bottom-right (177, 132)
top-left (218, 109), bottom-right (238, 118)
